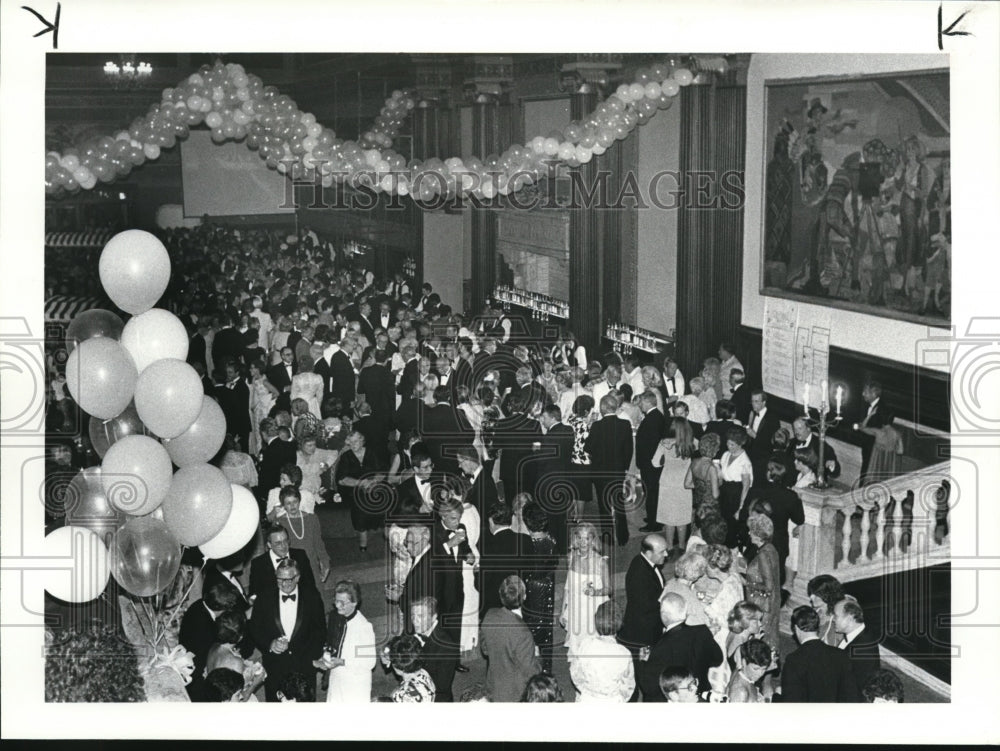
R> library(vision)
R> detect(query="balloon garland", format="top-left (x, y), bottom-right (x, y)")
top-left (45, 59), bottom-right (695, 201)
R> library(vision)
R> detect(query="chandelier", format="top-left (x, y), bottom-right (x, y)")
top-left (103, 55), bottom-right (153, 89)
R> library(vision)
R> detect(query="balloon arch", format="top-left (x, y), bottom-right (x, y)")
top-left (45, 58), bottom-right (703, 201)
top-left (45, 55), bottom-right (716, 609)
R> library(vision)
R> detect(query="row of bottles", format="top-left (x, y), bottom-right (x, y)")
top-left (492, 285), bottom-right (569, 320)
top-left (605, 322), bottom-right (673, 354)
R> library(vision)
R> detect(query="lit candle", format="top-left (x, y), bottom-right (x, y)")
top-left (803, 384), bottom-right (810, 414)
top-left (820, 380), bottom-right (828, 401)
top-left (835, 385), bottom-right (843, 416)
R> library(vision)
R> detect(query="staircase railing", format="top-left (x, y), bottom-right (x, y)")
top-left (791, 461), bottom-right (951, 598)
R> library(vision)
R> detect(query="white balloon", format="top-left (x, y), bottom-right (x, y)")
top-left (43, 526), bottom-right (110, 603)
top-left (120, 308), bottom-right (189, 373)
top-left (199, 485), bottom-right (260, 559)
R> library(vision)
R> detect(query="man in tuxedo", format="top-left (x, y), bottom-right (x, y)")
top-left (780, 605), bottom-right (860, 702)
top-left (215, 362), bottom-right (251, 452)
top-left (202, 556), bottom-right (251, 612)
top-left (266, 346), bottom-right (297, 412)
top-left (662, 358), bottom-right (686, 411)
top-left (356, 301), bottom-right (376, 343)
top-left (395, 346), bottom-right (424, 401)
top-left (790, 417), bottom-right (841, 481)
top-left (393, 446), bottom-right (436, 516)
top-left (374, 299), bottom-right (395, 333)
top-left (410, 596), bottom-right (460, 702)
top-left (493, 394), bottom-right (543, 502)
top-left (584, 394), bottom-right (635, 546)
top-left (635, 391), bottom-right (666, 533)
top-left (212, 312), bottom-right (245, 368)
top-left (635, 593), bottom-right (723, 702)
top-left (419, 386), bottom-right (474, 480)
top-left (179, 581), bottom-right (244, 693)
top-left (361, 352), bottom-right (396, 410)
top-left (729, 368), bottom-right (752, 423)
top-left (852, 381), bottom-right (886, 482)
top-left (187, 321), bottom-right (211, 374)
top-left (396, 525), bottom-right (433, 635)
top-left (532, 405), bottom-right (574, 553)
top-left (456, 445), bottom-right (499, 517)
top-left (430, 500), bottom-right (469, 652)
top-left (248, 526), bottom-right (317, 600)
top-left (479, 502), bottom-right (519, 618)
top-left (258, 418), bottom-right (298, 503)
top-left (745, 390), bottom-right (781, 487)
top-left (248, 558), bottom-right (326, 701)
top-left (618, 534), bottom-right (668, 701)
top-left (833, 597), bottom-right (881, 693)
top-left (325, 338), bottom-right (357, 413)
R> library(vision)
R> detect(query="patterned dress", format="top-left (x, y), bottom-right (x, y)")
top-left (520, 533), bottom-right (558, 673)
top-left (390, 669), bottom-right (436, 702)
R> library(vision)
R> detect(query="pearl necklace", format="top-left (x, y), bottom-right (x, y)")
top-left (285, 512), bottom-right (305, 541)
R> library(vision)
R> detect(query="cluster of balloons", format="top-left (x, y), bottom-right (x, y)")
top-left (45, 58), bottom-right (692, 203)
top-left (358, 89), bottom-right (416, 150)
top-left (50, 229), bottom-right (260, 603)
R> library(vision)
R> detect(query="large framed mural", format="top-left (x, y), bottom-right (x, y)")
top-left (761, 70), bottom-right (950, 325)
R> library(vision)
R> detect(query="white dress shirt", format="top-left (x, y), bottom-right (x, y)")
top-left (415, 477), bottom-right (434, 511)
top-left (279, 586), bottom-right (299, 637)
top-left (663, 369), bottom-right (686, 400)
top-left (839, 623), bottom-right (865, 649)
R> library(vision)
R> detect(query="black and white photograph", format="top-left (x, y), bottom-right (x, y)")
top-left (1, 0), bottom-right (998, 745)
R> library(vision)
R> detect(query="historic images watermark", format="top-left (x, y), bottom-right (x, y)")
top-left (277, 160), bottom-right (746, 213)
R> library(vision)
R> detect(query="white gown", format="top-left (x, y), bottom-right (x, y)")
top-left (563, 555), bottom-right (609, 660)
top-left (325, 611), bottom-right (377, 703)
top-left (460, 504), bottom-right (482, 653)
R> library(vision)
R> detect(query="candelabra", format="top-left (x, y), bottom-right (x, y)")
top-left (802, 380), bottom-right (844, 489)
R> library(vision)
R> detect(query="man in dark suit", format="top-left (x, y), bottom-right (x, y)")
top-left (618, 534), bottom-right (668, 700)
top-left (833, 597), bottom-right (881, 693)
top-left (202, 556), bottom-right (251, 612)
top-left (584, 394), bottom-right (635, 546)
top-left (429, 500), bottom-right (469, 651)
top-left (212, 313), bottom-right (245, 368)
top-left (452, 337), bottom-right (476, 397)
top-left (852, 381), bottom-right (886, 483)
top-left (780, 605), bottom-right (860, 702)
top-left (258, 418), bottom-right (298, 503)
top-left (635, 593), bottom-right (723, 702)
top-left (179, 581), bottom-right (244, 694)
top-left (493, 394), bottom-right (543, 502)
top-left (326, 340), bottom-right (357, 412)
top-left (215, 362), bottom-right (251, 452)
top-left (419, 386), bottom-right (474, 480)
top-left (248, 558), bottom-right (326, 701)
top-left (729, 369), bottom-right (752, 425)
top-left (455, 445), bottom-right (499, 518)
top-left (266, 346), bottom-right (297, 412)
top-left (479, 502), bottom-right (519, 618)
top-left (396, 526), bottom-right (433, 635)
top-left (635, 392), bottom-right (666, 533)
top-left (186, 322), bottom-right (211, 374)
top-left (479, 575), bottom-right (541, 702)
top-left (248, 526), bottom-right (317, 600)
top-left (790, 417), bottom-right (841, 481)
top-left (357, 350), bottom-right (396, 425)
top-left (745, 390), bottom-right (781, 488)
top-left (409, 596), bottom-right (460, 702)
top-left (531, 405), bottom-right (575, 553)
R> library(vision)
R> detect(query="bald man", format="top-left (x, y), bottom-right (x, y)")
top-left (635, 593), bottom-right (723, 702)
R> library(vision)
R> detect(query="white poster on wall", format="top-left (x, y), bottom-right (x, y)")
top-left (763, 297), bottom-right (831, 407)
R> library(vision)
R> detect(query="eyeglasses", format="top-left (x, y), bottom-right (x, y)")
top-left (677, 681), bottom-right (698, 693)
top-left (276, 575), bottom-right (300, 583)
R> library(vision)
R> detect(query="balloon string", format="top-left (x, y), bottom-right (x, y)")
top-left (159, 555), bottom-right (208, 647)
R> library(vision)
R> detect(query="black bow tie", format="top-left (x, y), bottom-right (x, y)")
top-left (282, 594), bottom-right (297, 602)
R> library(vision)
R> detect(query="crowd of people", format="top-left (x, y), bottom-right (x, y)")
top-left (44, 222), bottom-right (907, 704)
